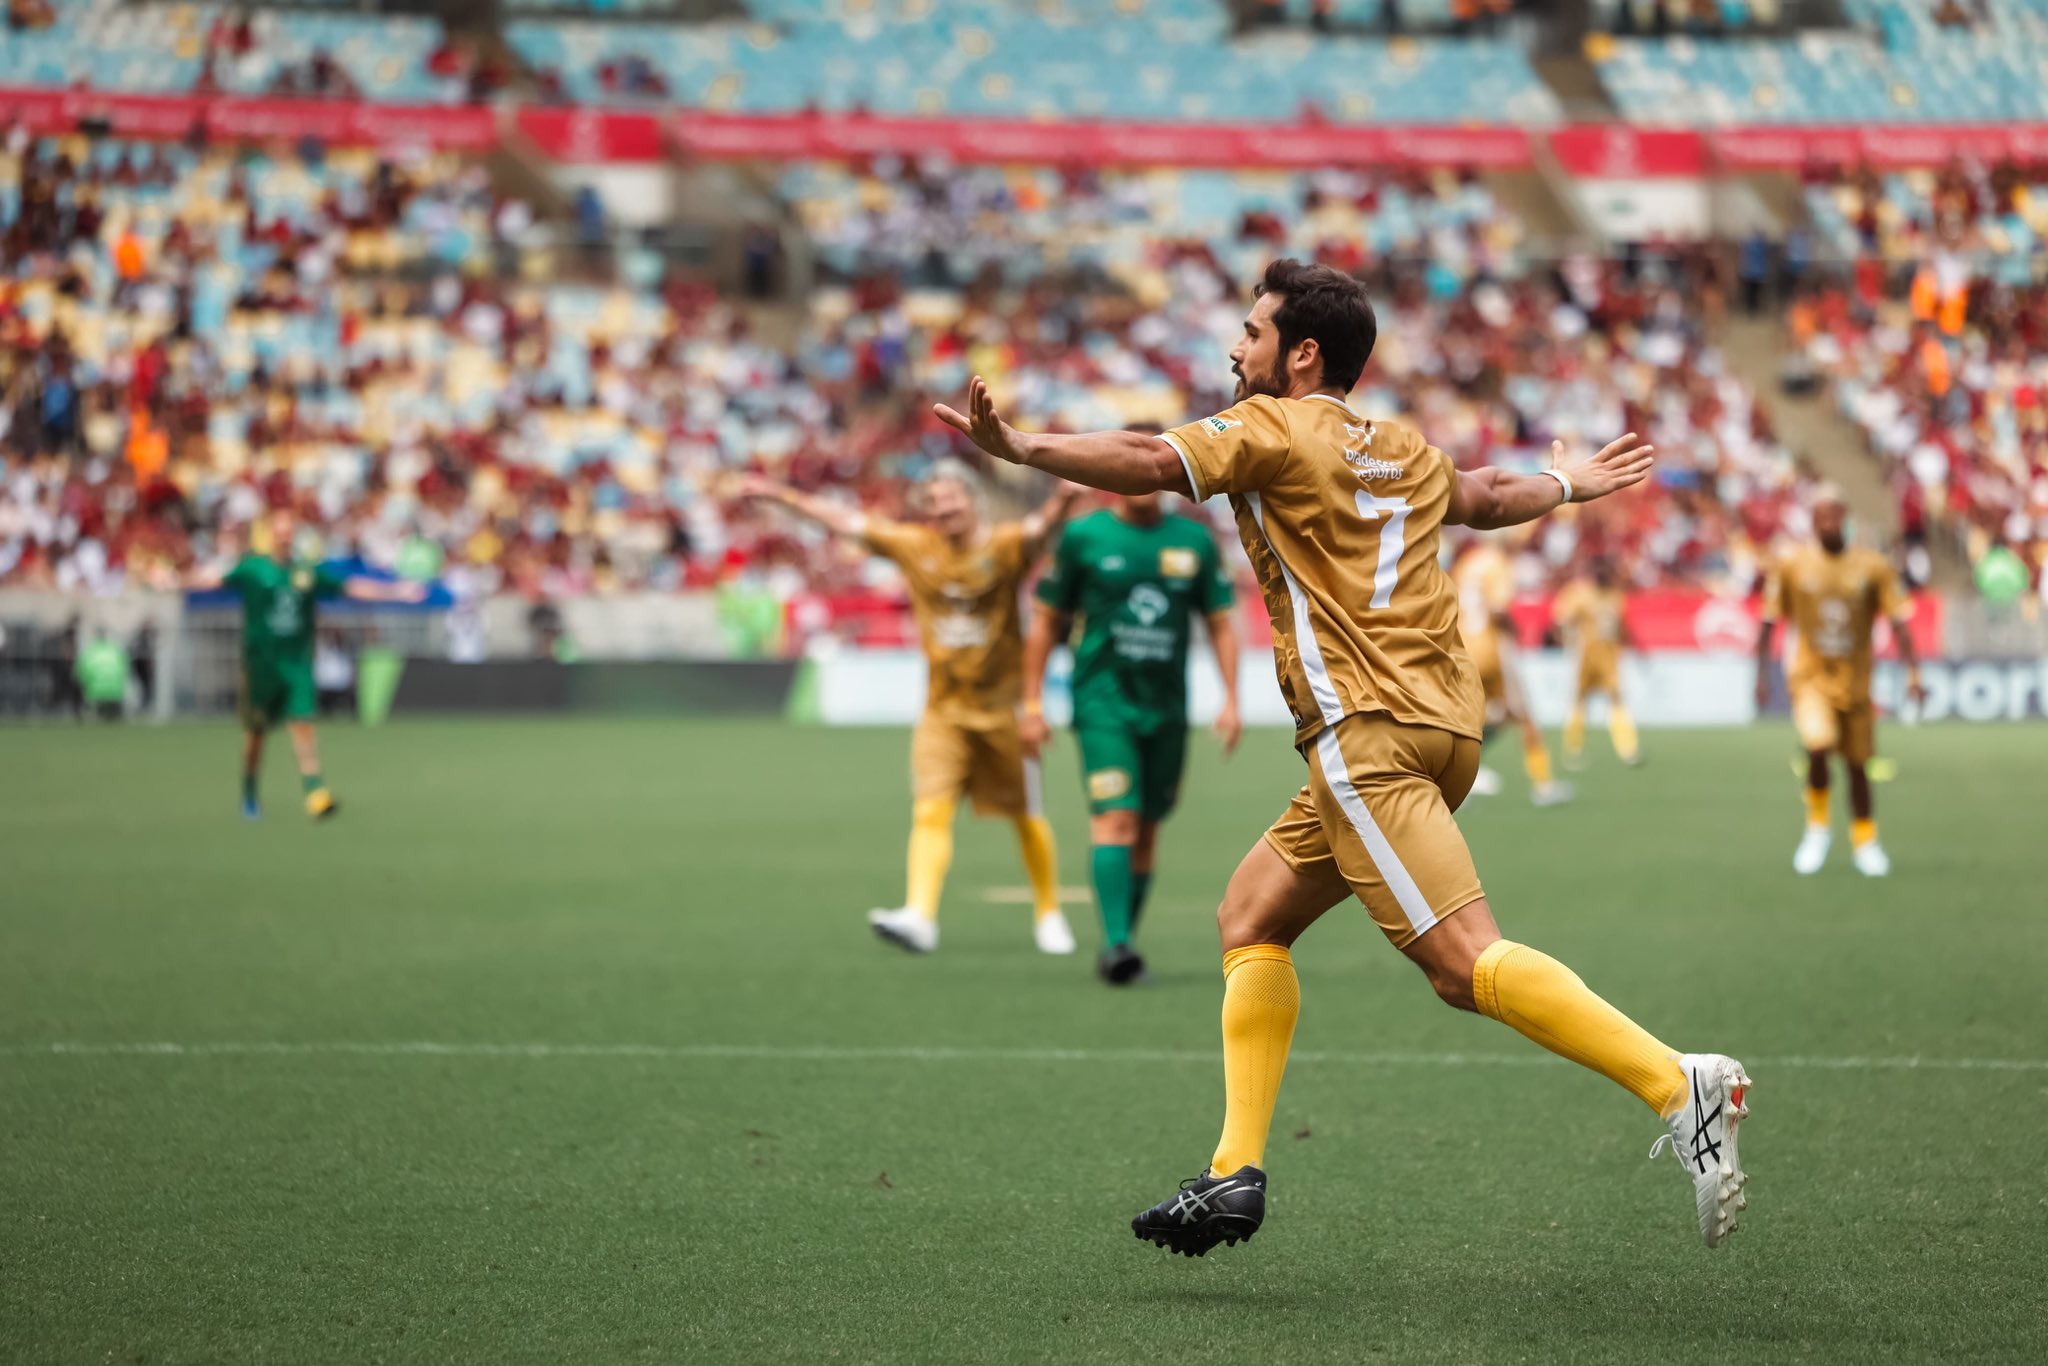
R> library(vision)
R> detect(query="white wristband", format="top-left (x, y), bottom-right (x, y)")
top-left (1543, 468), bottom-right (1575, 505)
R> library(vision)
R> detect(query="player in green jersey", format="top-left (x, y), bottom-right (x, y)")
top-left (181, 508), bottom-right (423, 820)
top-left (1023, 439), bottom-right (1242, 985)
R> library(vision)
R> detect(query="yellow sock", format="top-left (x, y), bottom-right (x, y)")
top-left (1013, 814), bottom-right (1061, 916)
top-left (1805, 786), bottom-right (1830, 829)
top-left (905, 798), bottom-right (955, 921)
top-left (1472, 940), bottom-right (1687, 1117)
top-left (1851, 817), bottom-right (1878, 847)
top-left (1609, 705), bottom-right (1640, 762)
top-left (1524, 736), bottom-right (1554, 787)
top-left (1210, 945), bottom-right (1299, 1175)
top-left (1563, 706), bottom-right (1586, 758)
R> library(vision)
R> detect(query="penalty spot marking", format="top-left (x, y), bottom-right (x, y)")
top-left (2, 1041), bottom-right (2044, 1072)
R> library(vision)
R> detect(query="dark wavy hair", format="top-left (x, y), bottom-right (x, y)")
top-left (1254, 258), bottom-right (1377, 393)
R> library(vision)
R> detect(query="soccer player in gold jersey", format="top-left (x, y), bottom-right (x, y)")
top-left (1754, 488), bottom-right (1924, 877)
top-left (737, 466), bottom-right (1082, 954)
top-left (1451, 537), bottom-right (1572, 805)
top-left (938, 259), bottom-right (1750, 1253)
top-left (1555, 556), bottom-right (1643, 768)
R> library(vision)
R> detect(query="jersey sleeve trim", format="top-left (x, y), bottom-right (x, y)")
top-left (1159, 432), bottom-right (1205, 503)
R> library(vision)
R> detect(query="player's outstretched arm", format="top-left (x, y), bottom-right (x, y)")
top-left (934, 377), bottom-right (1191, 496)
top-left (1446, 434), bottom-right (1655, 530)
top-left (727, 472), bottom-right (870, 540)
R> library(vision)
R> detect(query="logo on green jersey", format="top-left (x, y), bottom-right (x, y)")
top-left (1128, 584), bottom-right (1170, 626)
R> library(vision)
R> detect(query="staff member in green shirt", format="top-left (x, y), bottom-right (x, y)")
top-left (181, 507), bottom-right (423, 820)
top-left (1023, 431), bottom-right (1242, 985)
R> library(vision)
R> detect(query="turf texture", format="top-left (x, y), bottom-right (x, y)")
top-left (3, 718), bottom-right (2045, 1363)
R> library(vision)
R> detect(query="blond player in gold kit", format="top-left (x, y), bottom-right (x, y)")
top-left (737, 466), bottom-right (1083, 954)
top-left (937, 260), bottom-right (1751, 1254)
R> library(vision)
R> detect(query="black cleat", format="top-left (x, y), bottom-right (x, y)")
top-left (1131, 1165), bottom-right (1265, 1257)
top-left (1097, 944), bottom-right (1145, 986)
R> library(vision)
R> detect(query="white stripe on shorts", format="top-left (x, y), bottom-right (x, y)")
top-left (1313, 725), bottom-right (1438, 938)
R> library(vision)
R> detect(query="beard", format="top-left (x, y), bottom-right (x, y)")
top-left (1232, 357), bottom-right (1288, 403)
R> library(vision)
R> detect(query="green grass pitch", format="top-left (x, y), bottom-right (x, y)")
top-left (4, 717), bottom-right (2046, 1363)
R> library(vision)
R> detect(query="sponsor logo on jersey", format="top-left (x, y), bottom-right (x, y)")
top-left (1127, 584), bottom-right (1171, 626)
top-left (1343, 449), bottom-right (1406, 482)
top-left (1158, 547), bottom-right (1198, 579)
top-left (1203, 416), bottom-right (1240, 435)
top-left (1088, 768), bottom-right (1133, 801)
top-left (292, 568), bottom-right (314, 592)
top-left (1101, 555), bottom-right (1125, 571)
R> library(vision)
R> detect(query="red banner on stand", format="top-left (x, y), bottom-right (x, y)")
top-left (513, 106), bottom-right (668, 163)
top-left (1709, 123), bottom-right (2048, 169)
top-left (1547, 125), bottom-right (1707, 179)
top-left (0, 86), bottom-right (496, 151)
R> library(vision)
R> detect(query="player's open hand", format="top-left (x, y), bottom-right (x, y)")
top-left (1213, 699), bottom-right (1243, 758)
top-left (934, 377), bottom-right (1031, 466)
top-left (1553, 433), bottom-right (1655, 503)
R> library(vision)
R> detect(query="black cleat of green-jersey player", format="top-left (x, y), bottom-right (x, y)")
top-left (1022, 433), bottom-right (1243, 982)
top-left (177, 507), bottom-right (424, 820)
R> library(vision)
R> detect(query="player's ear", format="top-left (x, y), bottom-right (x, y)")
top-left (1292, 336), bottom-right (1321, 385)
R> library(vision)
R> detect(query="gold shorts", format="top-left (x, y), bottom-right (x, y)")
top-left (1577, 646), bottom-right (1622, 699)
top-left (1792, 688), bottom-right (1875, 764)
top-left (1264, 712), bottom-right (1485, 950)
top-left (911, 709), bottom-right (1038, 817)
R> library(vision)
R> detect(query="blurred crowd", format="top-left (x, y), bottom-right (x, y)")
top-left (0, 130), bottom-right (1893, 648)
top-left (1788, 159), bottom-right (2048, 605)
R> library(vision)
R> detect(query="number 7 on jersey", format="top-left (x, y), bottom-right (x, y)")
top-left (1355, 492), bottom-right (1411, 609)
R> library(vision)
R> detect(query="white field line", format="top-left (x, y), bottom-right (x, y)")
top-left (0, 1041), bottom-right (2043, 1072)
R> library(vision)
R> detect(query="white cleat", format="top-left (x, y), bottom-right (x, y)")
top-left (1792, 827), bottom-right (1831, 875)
top-left (1033, 910), bottom-right (1077, 955)
top-left (1852, 840), bottom-right (1891, 878)
top-left (1651, 1053), bottom-right (1752, 1249)
top-left (1531, 780), bottom-right (1576, 808)
top-left (867, 906), bottom-right (938, 954)
top-left (1468, 766), bottom-right (1504, 797)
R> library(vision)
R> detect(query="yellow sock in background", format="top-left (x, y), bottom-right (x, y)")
top-left (1609, 705), bottom-right (1640, 762)
top-left (1013, 814), bottom-right (1061, 916)
top-left (1563, 706), bottom-right (1587, 759)
top-left (1473, 940), bottom-right (1687, 1117)
top-left (1524, 736), bottom-right (1555, 788)
top-left (905, 798), bottom-right (955, 921)
top-left (1210, 945), bottom-right (1300, 1176)
top-left (1805, 786), bottom-right (1830, 829)
top-left (1851, 817), bottom-right (1878, 847)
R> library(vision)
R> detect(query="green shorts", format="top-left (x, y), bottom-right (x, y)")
top-left (1075, 723), bottom-right (1188, 824)
top-left (240, 659), bottom-right (317, 731)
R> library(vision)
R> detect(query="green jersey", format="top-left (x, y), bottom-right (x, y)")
top-left (223, 555), bottom-right (346, 667)
top-left (1036, 508), bottom-right (1233, 731)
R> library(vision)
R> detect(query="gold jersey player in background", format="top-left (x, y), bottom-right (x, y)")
top-left (937, 259), bottom-right (1752, 1256)
top-left (737, 466), bottom-right (1082, 954)
top-left (1452, 537), bottom-right (1571, 806)
top-left (1553, 556), bottom-right (1643, 767)
top-left (1755, 487), bottom-right (1924, 878)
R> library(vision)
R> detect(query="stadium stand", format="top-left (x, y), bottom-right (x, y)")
top-left (1789, 159), bottom-right (2048, 595)
top-left (507, 2), bottom-right (1561, 123)
top-left (0, 0), bottom-right (475, 104)
top-left (1595, 1), bottom-right (2048, 123)
top-left (2, 124), bottom-right (1805, 615)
